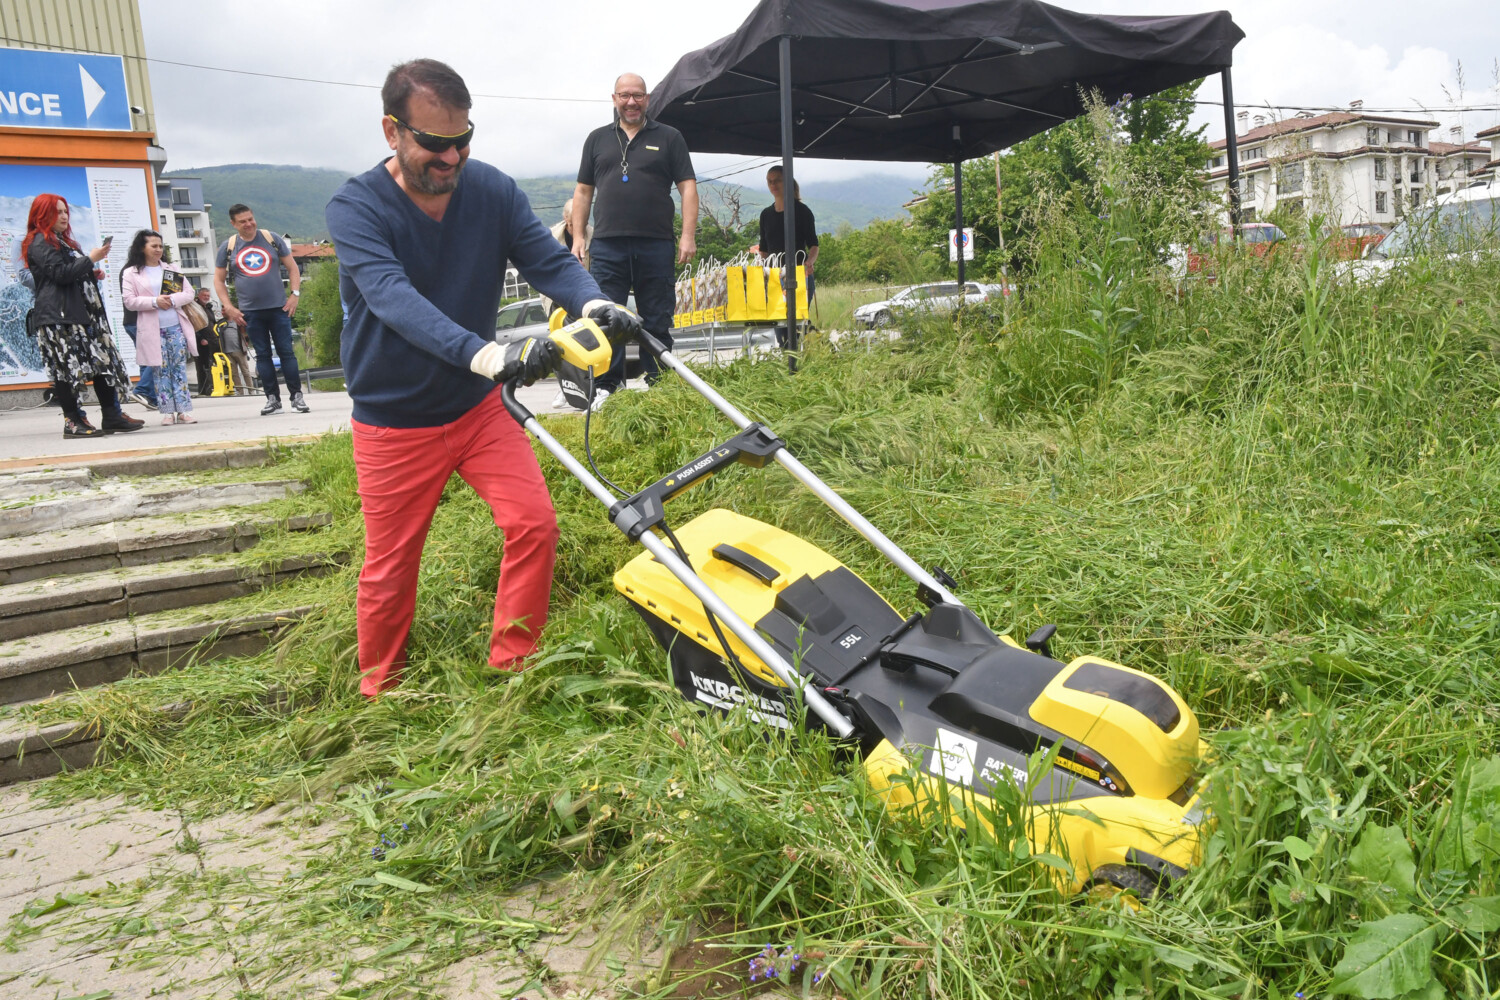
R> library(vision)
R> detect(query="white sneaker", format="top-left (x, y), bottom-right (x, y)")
top-left (550, 390), bottom-right (569, 409)
top-left (588, 388), bottom-right (612, 412)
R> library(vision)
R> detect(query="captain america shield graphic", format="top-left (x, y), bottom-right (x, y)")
top-left (235, 245), bottom-right (274, 277)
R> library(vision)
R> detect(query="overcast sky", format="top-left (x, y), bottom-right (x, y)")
top-left (140, 0), bottom-right (1500, 185)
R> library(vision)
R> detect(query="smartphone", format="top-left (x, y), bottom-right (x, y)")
top-left (102, 234), bottom-right (113, 247)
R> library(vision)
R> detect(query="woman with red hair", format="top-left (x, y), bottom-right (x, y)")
top-left (23, 193), bottom-right (143, 438)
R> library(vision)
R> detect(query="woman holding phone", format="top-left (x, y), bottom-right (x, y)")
top-left (121, 229), bottom-right (197, 423)
top-left (22, 193), bottom-right (143, 439)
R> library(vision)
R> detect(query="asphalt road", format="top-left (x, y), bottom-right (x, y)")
top-left (0, 380), bottom-right (617, 465)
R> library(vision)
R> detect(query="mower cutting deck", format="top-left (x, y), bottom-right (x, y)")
top-left (501, 320), bottom-right (1208, 896)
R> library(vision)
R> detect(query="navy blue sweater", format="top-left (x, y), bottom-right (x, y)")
top-left (326, 159), bottom-right (600, 427)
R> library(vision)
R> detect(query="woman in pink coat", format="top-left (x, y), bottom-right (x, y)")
top-left (121, 230), bottom-right (198, 423)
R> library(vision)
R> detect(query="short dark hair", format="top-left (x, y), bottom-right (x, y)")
top-left (228, 204), bottom-right (253, 221)
top-left (383, 59), bottom-right (471, 121)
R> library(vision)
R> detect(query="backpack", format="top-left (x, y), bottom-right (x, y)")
top-left (226, 229), bottom-right (280, 255)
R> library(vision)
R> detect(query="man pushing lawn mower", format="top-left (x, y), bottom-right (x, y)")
top-left (325, 58), bottom-right (640, 698)
top-left (328, 59), bottom-right (1211, 895)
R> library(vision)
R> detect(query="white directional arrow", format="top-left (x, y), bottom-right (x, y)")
top-left (79, 64), bottom-right (106, 118)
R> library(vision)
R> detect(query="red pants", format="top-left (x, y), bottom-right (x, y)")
top-left (351, 390), bottom-right (559, 697)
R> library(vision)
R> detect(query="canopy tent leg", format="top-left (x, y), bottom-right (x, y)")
top-left (1221, 68), bottom-right (1242, 237)
top-left (779, 34), bottom-right (800, 373)
top-left (953, 126), bottom-right (965, 286)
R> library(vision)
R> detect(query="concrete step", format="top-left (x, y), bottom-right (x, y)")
top-left (0, 469), bottom-right (94, 501)
top-left (0, 603), bottom-right (316, 719)
top-left (0, 510), bottom-right (332, 586)
top-left (0, 717), bottom-right (111, 784)
top-left (0, 478), bottom-right (305, 540)
top-left (0, 442), bottom-right (281, 478)
top-left (0, 549), bottom-right (342, 650)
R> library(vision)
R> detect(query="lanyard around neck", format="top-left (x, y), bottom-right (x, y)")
top-left (615, 123), bottom-right (632, 183)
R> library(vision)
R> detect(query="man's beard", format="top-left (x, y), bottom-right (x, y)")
top-left (397, 146), bottom-right (465, 195)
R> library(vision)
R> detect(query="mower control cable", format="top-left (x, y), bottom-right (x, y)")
top-left (659, 521), bottom-right (756, 684)
top-left (577, 362), bottom-right (760, 700)
top-left (582, 369), bottom-right (629, 499)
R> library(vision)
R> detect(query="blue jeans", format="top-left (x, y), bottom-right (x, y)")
top-left (124, 323), bottom-right (157, 404)
top-left (244, 307), bottom-right (301, 398)
top-left (587, 236), bottom-right (675, 391)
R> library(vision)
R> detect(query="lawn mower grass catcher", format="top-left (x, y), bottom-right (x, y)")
top-left (503, 319), bottom-right (1209, 898)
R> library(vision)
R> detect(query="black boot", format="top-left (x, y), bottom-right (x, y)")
top-left (101, 410), bottom-right (144, 433)
top-left (64, 418), bottom-right (103, 438)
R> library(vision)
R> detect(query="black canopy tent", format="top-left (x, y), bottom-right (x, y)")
top-left (653, 0), bottom-right (1244, 335)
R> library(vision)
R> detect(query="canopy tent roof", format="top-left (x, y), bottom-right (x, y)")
top-left (652, 0), bottom-right (1243, 162)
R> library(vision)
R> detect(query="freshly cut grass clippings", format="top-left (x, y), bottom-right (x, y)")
top-left (12, 161), bottom-right (1500, 996)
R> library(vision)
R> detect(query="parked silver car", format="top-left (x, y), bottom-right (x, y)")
top-left (493, 296), bottom-right (551, 346)
top-left (853, 281), bottom-right (1011, 328)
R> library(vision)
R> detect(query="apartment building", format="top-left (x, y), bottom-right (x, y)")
top-left (1430, 134), bottom-right (1491, 197)
top-left (155, 176), bottom-right (216, 300)
top-left (1204, 108), bottom-right (1463, 227)
top-left (1478, 124), bottom-right (1500, 177)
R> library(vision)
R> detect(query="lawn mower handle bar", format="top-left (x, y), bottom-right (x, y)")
top-left (502, 333), bottom-right (959, 609)
top-left (648, 340), bottom-right (960, 609)
top-left (500, 377), bottom-right (854, 738)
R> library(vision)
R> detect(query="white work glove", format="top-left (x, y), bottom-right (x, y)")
top-left (470, 337), bottom-right (563, 385)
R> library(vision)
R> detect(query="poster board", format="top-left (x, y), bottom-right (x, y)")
top-left (1, 163), bottom-right (156, 385)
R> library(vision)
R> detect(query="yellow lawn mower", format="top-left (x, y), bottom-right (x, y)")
top-left (502, 319), bottom-right (1209, 897)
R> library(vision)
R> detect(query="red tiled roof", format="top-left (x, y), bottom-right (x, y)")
top-left (290, 243), bottom-right (336, 259)
top-left (1477, 124), bottom-right (1500, 139)
top-left (1211, 111), bottom-right (1440, 150)
top-left (1428, 141), bottom-right (1490, 156)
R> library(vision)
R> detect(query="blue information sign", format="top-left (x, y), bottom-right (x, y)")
top-left (0, 46), bottom-right (133, 131)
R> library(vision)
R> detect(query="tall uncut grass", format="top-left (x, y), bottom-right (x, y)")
top-left (19, 112), bottom-right (1500, 998)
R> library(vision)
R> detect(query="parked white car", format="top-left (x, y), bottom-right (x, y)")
top-left (1346, 179), bottom-right (1499, 283)
top-left (854, 281), bottom-right (1011, 328)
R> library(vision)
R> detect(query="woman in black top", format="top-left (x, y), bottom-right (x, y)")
top-left (758, 166), bottom-right (819, 297)
top-left (22, 193), bottom-right (142, 439)
top-left (758, 166), bottom-right (819, 354)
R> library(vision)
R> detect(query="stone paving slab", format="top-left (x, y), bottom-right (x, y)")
top-left (0, 479), bottom-right (306, 541)
top-left (0, 785), bottom-right (695, 999)
top-left (0, 788), bottom-right (329, 997)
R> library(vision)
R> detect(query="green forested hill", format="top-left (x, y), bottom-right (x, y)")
top-left (167, 163), bottom-right (918, 242)
top-left (165, 164), bottom-right (354, 242)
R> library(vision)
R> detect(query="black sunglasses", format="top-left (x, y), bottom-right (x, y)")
top-left (388, 114), bottom-right (475, 153)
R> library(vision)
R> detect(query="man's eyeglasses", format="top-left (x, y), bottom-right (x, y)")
top-left (388, 115), bottom-right (475, 153)
top-left (613, 92), bottom-right (648, 103)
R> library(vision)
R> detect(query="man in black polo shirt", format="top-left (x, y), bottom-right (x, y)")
top-left (570, 72), bottom-right (697, 405)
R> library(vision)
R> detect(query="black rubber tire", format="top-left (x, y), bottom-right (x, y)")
top-left (1086, 864), bottom-right (1159, 901)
